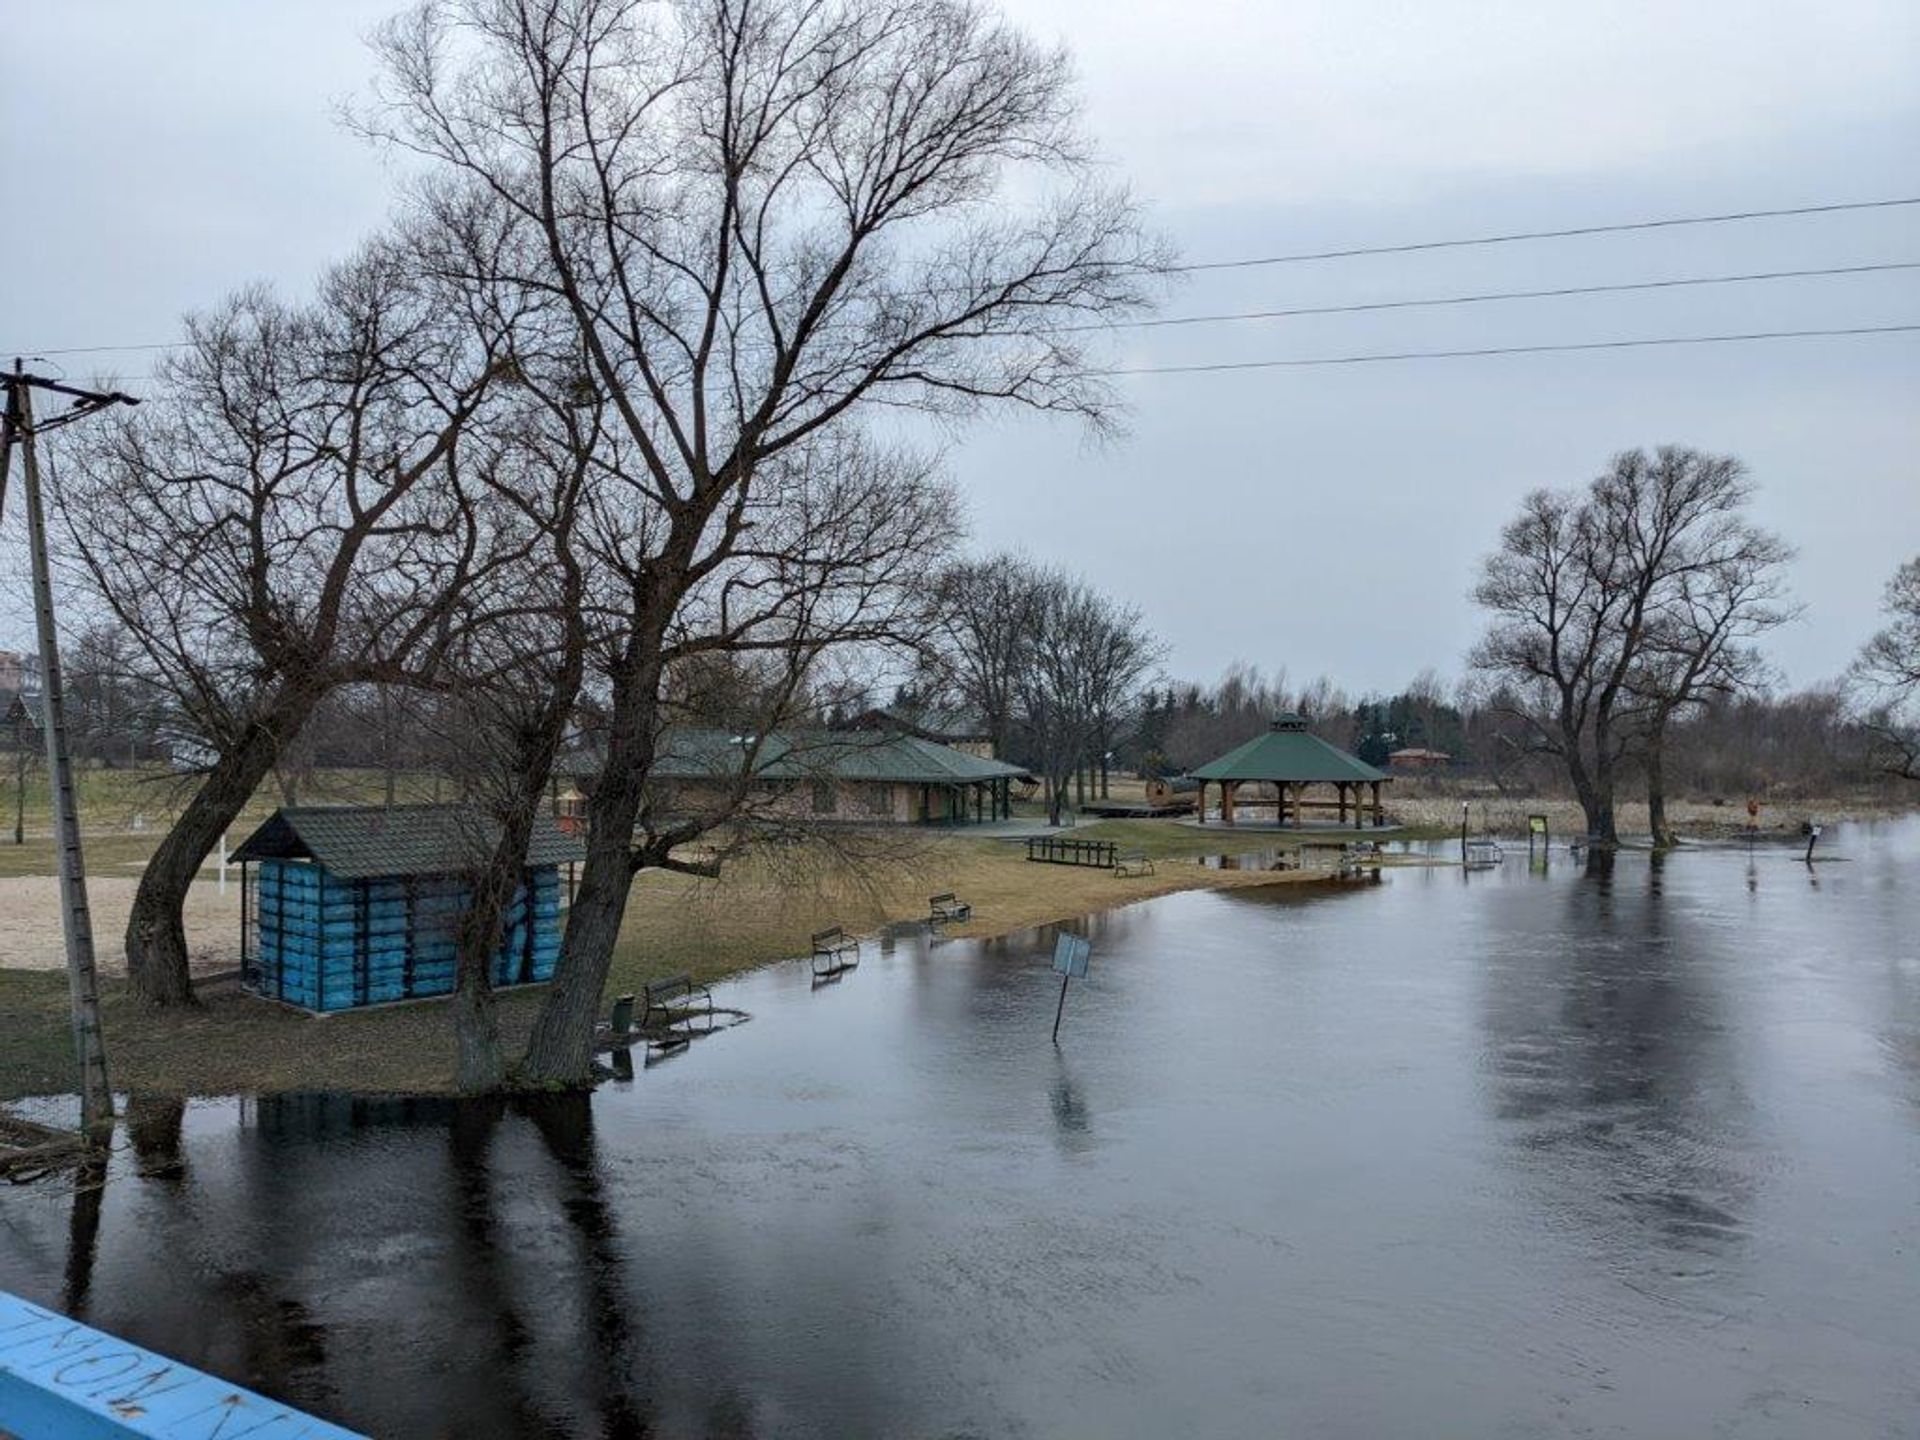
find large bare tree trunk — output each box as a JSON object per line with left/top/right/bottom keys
{"left": 451, "top": 863, "right": 516, "bottom": 1093}
{"left": 125, "top": 720, "right": 284, "bottom": 1006}
{"left": 521, "top": 672, "right": 660, "bottom": 1087}
{"left": 1645, "top": 728, "right": 1675, "bottom": 848}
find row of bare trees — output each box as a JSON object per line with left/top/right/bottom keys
{"left": 53, "top": 0, "right": 1164, "bottom": 1090}
{"left": 923, "top": 555, "right": 1159, "bottom": 823}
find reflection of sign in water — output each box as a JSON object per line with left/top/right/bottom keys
{"left": 1051, "top": 933, "right": 1091, "bottom": 978}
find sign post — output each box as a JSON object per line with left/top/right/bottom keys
{"left": 1050, "top": 933, "right": 1091, "bottom": 1043}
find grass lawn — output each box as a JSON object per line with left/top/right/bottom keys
{"left": 0, "top": 826, "right": 1315, "bottom": 1100}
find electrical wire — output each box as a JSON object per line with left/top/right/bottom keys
{"left": 1169, "top": 196, "right": 1920, "bottom": 273}
{"left": 11, "top": 196, "right": 1919, "bottom": 358}
{"left": 1059, "top": 260, "right": 1920, "bottom": 333}
{"left": 1092, "top": 323, "right": 1920, "bottom": 376}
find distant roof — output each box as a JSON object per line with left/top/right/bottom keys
{"left": 1388, "top": 747, "right": 1452, "bottom": 762}
{"left": 649, "top": 728, "right": 1028, "bottom": 786}
{"left": 1187, "top": 715, "right": 1389, "bottom": 785}
{"left": 837, "top": 705, "right": 989, "bottom": 741}
{"left": 232, "top": 805, "right": 585, "bottom": 880}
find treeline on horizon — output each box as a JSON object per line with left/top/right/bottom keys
{"left": 1128, "top": 664, "right": 1902, "bottom": 803}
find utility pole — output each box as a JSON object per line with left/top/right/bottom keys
{"left": 0, "top": 363, "right": 138, "bottom": 1132}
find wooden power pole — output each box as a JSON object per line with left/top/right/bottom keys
{"left": 0, "top": 362, "right": 138, "bottom": 1131}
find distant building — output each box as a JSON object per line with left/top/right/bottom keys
{"left": 834, "top": 705, "right": 995, "bottom": 759}
{"left": 568, "top": 727, "right": 1030, "bottom": 826}
{"left": 0, "top": 650, "right": 40, "bottom": 701}
{"left": 1387, "top": 747, "right": 1452, "bottom": 771}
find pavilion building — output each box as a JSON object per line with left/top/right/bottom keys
{"left": 1189, "top": 714, "right": 1390, "bottom": 827}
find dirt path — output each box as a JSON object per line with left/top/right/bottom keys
{"left": 0, "top": 876, "right": 240, "bottom": 974}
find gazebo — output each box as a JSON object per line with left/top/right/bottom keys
{"left": 1189, "top": 714, "right": 1390, "bottom": 828}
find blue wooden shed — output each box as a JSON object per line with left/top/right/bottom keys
{"left": 232, "top": 806, "right": 583, "bottom": 1013}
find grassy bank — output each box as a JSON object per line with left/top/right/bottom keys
{"left": 0, "top": 829, "right": 1323, "bottom": 1100}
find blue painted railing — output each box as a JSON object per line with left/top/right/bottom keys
{"left": 0, "top": 1291, "right": 364, "bottom": 1439}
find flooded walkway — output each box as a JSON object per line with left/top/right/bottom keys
{"left": 3, "top": 821, "right": 1917, "bottom": 1438}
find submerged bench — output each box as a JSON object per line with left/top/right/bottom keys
{"left": 811, "top": 926, "right": 859, "bottom": 978}
{"left": 640, "top": 973, "right": 713, "bottom": 1037}
{"left": 928, "top": 892, "right": 972, "bottom": 924}
{"left": 1114, "top": 851, "right": 1156, "bottom": 878}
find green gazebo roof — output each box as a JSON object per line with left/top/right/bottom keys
{"left": 1187, "top": 715, "right": 1389, "bottom": 785}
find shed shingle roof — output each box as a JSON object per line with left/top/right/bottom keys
{"left": 1187, "top": 715, "right": 1389, "bottom": 785}
{"left": 232, "top": 805, "right": 585, "bottom": 880}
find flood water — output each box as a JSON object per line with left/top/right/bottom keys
{"left": 4, "top": 820, "right": 1918, "bottom": 1438}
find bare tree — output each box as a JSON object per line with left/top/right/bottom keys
{"left": 1471, "top": 447, "right": 1779, "bottom": 845}
{"left": 1012, "top": 570, "right": 1151, "bottom": 824}
{"left": 928, "top": 555, "right": 1047, "bottom": 758}
{"left": 362, "top": 0, "right": 1162, "bottom": 1083}
{"left": 1851, "top": 556, "right": 1920, "bottom": 782}
{"left": 59, "top": 239, "right": 508, "bottom": 1005}
{"left": 1630, "top": 515, "right": 1795, "bottom": 844}
{"left": 425, "top": 409, "right": 596, "bottom": 1093}
{"left": 1080, "top": 591, "right": 1159, "bottom": 799}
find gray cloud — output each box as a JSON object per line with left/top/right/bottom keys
{"left": 4, "top": 0, "right": 1915, "bottom": 694}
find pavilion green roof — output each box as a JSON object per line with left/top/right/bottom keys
{"left": 1186, "top": 715, "right": 1389, "bottom": 785}
{"left": 647, "top": 728, "right": 1030, "bottom": 786}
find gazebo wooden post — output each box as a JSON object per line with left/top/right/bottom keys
{"left": 1371, "top": 780, "right": 1383, "bottom": 826}
{"left": 1337, "top": 782, "right": 1348, "bottom": 825}
{"left": 1222, "top": 780, "right": 1237, "bottom": 826}
{"left": 1195, "top": 778, "right": 1206, "bottom": 825}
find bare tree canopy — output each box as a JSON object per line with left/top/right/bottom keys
{"left": 1471, "top": 446, "right": 1790, "bottom": 846}
{"left": 358, "top": 0, "right": 1163, "bottom": 1083}
{"left": 59, "top": 238, "right": 511, "bottom": 1004}
{"left": 1850, "top": 556, "right": 1920, "bottom": 782}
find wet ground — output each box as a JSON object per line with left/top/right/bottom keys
{"left": 3, "top": 821, "right": 1918, "bottom": 1438}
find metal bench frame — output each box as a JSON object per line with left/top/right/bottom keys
{"left": 928, "top": 892, "right": 973, "bottom": 924}
{"left": 811, "top": 926, "right": 859, "bottom": 978}
{"left": 639, "top": 973, "right": 714, "bottom": 1041}
{"left": 1113, "top": 851, "right": 1156, "bottom": 878}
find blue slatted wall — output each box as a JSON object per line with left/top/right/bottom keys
{"left": 253, "top": 860, "right": 563, "bottom": 1011}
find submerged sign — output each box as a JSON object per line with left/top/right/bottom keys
{"left": 1051, "top": 934, "right": 1091, "bottom": 979}
{"left": 0, "top": 1292, "right": 365, "bottom": 1440}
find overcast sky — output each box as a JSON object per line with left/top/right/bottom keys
{"left": 3, "top": 1, "right": 1915, "bottom": 696}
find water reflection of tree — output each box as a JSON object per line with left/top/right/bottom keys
{"left": 521, "top": 1095, "right": 653, "bottom": 1438}
{"left": 1479, "top": 853, "right": 1755, "bottom": 1269}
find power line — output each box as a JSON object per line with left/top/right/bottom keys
{"left": 1061, "top": 260, "right": 1920, "bottom": 333}
{"left": 1093, "top": 323, "right": 1920, "bottom": 376}
{"left": 12, "top": 196, "right": 1919, "bottom": 358}
{"left": 52, "top": 320, "right": 1920, "bottom": 391}
{"left": 1171, "top": 196, "right": 1920, "bottom": 274}
{"left": 13, "top": 341, "right": 182, "bottom": 358}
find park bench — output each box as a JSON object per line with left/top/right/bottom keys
{"left": 811, "top": 926, "right": 859, "bottom": 978}
{"left": 1114, "top": 851, "right": 1156, "bottom": 878}
{"left": 639, "top": 973, "right": 714, "bottom": 1043}
{"left": 928, "top": 892, "right": 973, "bottom": 924}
